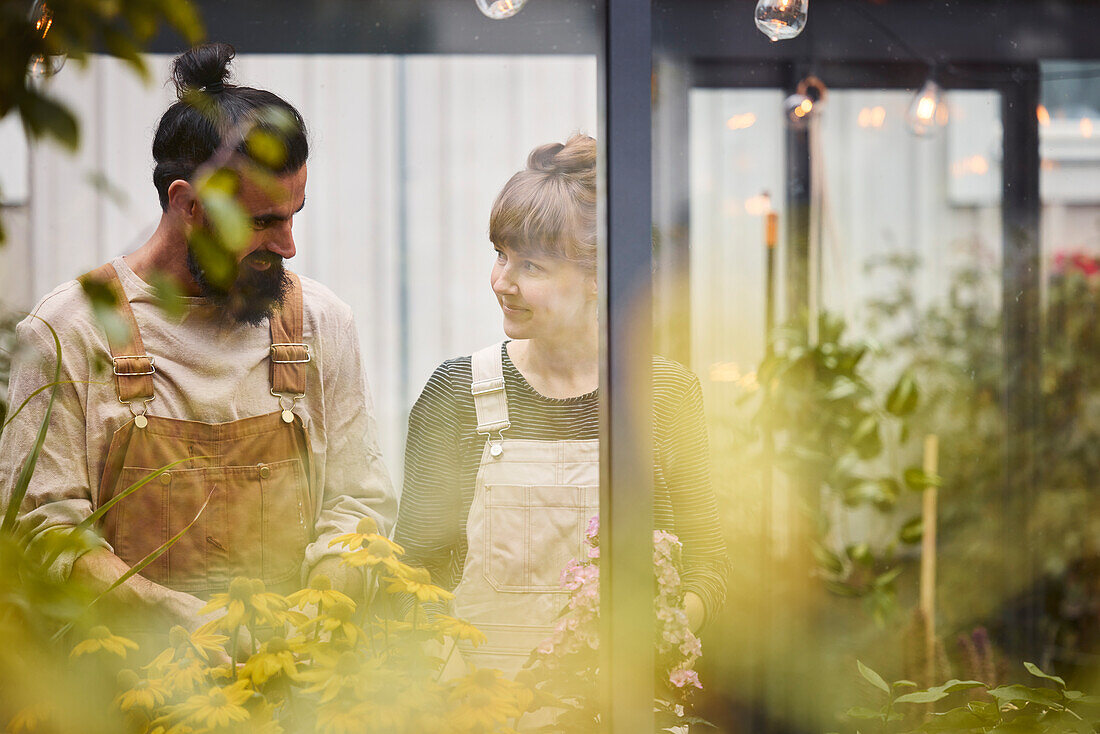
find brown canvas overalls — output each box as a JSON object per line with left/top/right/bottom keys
{"left": 82, "top": 263, "right": 314, "bottom": 598}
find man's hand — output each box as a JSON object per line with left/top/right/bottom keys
{"left": 72, "top": 547, "right": 204, "bottom": 628}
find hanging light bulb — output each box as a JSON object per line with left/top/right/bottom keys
{"left": 755, "top": 0, "right": 808, "bottom": 42}
{"left": 27, "top": 0, "right": 66, "bottom": 79}
{"left": 908, "top": 78, "right": 948, "bottom": 136}
{"left": 476, "top": 0, "right": 528, "bottom": 20}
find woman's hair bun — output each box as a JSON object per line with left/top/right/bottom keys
{"left": 526, "top": 134, "right": 596, "bottom": 176}
{"left": 171, "top": 42, "right": 235, "bottom": 97}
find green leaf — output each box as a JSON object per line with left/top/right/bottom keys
{"left": 844, "top": 478, "right": 900, "bottom": 510}
{"left": 813, "top": 543, "right": 845, "bottom": 575}
{"left": 852, "top": 414, "right": 883, "bottom": 459}
{"left": 246, "top": 129, "right": 288, "bottom": 169}
{"left": 904, "top": 466, "right": 943, "bottom": 491}
{"left": 895, "top": 690, "right": 949, "bottom": 704}
{"left": 1023, "top": 661, "right": 1066, "bottom": 689}
{"left": 934, "top": 680, "right": 988, "bottom": 694}
{"left": 899, "top": 516, "right": 923, "bottom": 544}
{"left": 19, "top": 90, "right": 80, "bottom": 151}
{"left": 919, "top": 707, "right": 996, "bottom": 732}
{"left": 148, "top": 271, "right": 186, "bottom": 319}
{"left": 857, "top": 660, "right": 891, "bottom": 694}
{"left": 846, "top": 706, "right": 884, "bottom": 720}
{"left": 873, "top": 567, "right": 903, "bottom": 589}
{"left": 199, "top": 188, "right": 251, "bottom": 255}
{"left": 1, "top": 316, "right": 61, "bottom": 533}
{"left": 102, "top": 26, "right": 150, "bottom": 82}
{"left": 847, "top": 542, "right": 874, "bottom": 566}
{"left": 886, "top": 372, "right": 920, "bottom": 416}
{"left": 988, "top": 684, "right": 1064, "bottom": 709}
{"left": 987, "top": 721, "right": 1046, "bottom": 734}
{"left": 156, "top": 0, "right": 206, "bottom": 44}
{"left": 824, "top": 580, "right": 864, "bottom": 598}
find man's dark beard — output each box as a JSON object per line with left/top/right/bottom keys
{"left": 186, "top": 247, "right": 291, "bottom": 326}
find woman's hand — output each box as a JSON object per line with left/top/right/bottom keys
{"left": 685, "top": 591, "right": 705, "bottom": 632}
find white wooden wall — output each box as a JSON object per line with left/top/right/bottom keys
{"left": 7, "top": 54, "right": 597, "bottom": 480}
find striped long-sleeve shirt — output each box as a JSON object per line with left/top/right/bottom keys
{"left": 394, "top": 342, "right": 729, "bottom": 624}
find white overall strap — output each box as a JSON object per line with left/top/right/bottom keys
{"left": 471, "top": 343, "right": 511, "bottom": 435}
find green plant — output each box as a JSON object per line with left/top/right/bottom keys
{"left": 845, "top": 658, "right": 1100, "bottom": 733}
{"left": 744, "top": 311, "right": 935, "bottom": 624}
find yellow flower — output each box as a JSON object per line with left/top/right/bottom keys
{"left": 189, "top": 626, "right": 230, "bottom": 661}
{"left": 434, "top": 615, "right": 488, "bottom": 647}
{"left": 6, "top": 702, "right": 50, "bottom": 733}
{"left": 239, "top": 637, "right": 299, "bottom": 685}
{"left": 177, "top": 681, "right": 252, "bottom": 729}
{"left": 300, "top": 650, "right": 370, "bottom": 703}
{"left": 70, "top": 625, "right": 140, "bottom": 659}
{"left": 315, "top": 701, "right": 372, "bottom": 734}
{"left": 200, "top": 577, "right": 289, "bottom": 632}
{"left": 163, "top": 657, "right": 210, "bottom": 694}
{"left": 286, "top": 574, "right": 355, "bottom": 610}
{"left": 340, "top": 536, "right": 406, "bottom": 574}
{"left": 384, "top": 567, "right": 455, "bottom": 603}
{"left": 114, "top": 677, "right": 171, "bottom": 712}
{"left": 357, "top": 697, "right": 412, "bottom": 733}
{"left": 299, "top": 601, "right": 362, "bottom": 643}
{"left": 449, "top": 689, "right": 520, "bottom": 732}
{"left": 327, "top": 516, "right": 387, "bottom": 551}
{"left": 450, "top": 666, "right": 521, "bottom": 706}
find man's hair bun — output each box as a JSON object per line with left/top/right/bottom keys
{"left": 171, "top": 42, "right": 235, "bottom": 97}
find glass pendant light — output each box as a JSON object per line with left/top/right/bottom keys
{"left": 27, "top": 0, "right": 66, "bottom": 78}
{"left": 755, "top": 0, "right": 808, "bottom": 42}
{"left": 908, "top": 78, "right": 948, "bottom": 136}
{"left": 476, "top": 0, "right": 528, "bottom": 20}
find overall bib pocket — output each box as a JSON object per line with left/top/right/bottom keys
{"left": 113, "top": 458, "right": 310, "bottom": 590}
{"left": 483, "top": 483, "right": 599, "bottom": 592}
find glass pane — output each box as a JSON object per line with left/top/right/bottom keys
{"left": 655, "top": 42, "right": 1098, "bottom": 733}
{"left": 654, "top": 0, "right": 1100, "bottom": 724}
{"left": 1038, "top": 60, "right": 1100, "bottom": 684}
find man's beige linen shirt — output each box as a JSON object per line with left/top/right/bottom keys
{"left": 0, "top": 257, "right": 396, "bottom": 583}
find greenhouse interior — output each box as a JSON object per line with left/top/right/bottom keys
{"left": 1, "top": 0, "right": 1100, "bottom": 732}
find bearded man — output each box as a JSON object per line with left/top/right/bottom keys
{"left": 0, "top": 43, "right": 396, "bottom": 632}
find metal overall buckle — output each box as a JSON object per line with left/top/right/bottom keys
{"left": 119, "top": 394, "right": 156, "bottom": 429}
{"left": 271, "top": 389, "right": 304, "bottom": 423}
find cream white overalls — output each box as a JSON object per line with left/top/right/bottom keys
{"left": 451, "top": 343, "right": 600, "bottom": 676}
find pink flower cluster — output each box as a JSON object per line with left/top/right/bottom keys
{"left": 532, "top": 515, "right": 704, "bottom": 699}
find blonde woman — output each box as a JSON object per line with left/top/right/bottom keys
{"left": 395, "top": 135, "right": 728, "bottom": 674}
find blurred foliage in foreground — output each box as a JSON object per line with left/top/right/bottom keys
{"left": 0, "top": 0, "right": 204, "bottom": 244}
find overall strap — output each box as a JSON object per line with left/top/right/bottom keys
{"left": 78, "top": 263, "right": 154, "bottom": 404}
{"left": 471, "top": 343, "right": 510, "bottom": 435}
{"left": 269, "top": 271, "right": 309, "bottom": 396}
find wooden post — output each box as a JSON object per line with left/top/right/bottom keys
{"left": 920, "top": 434, "right": 940, "bottom": 685}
